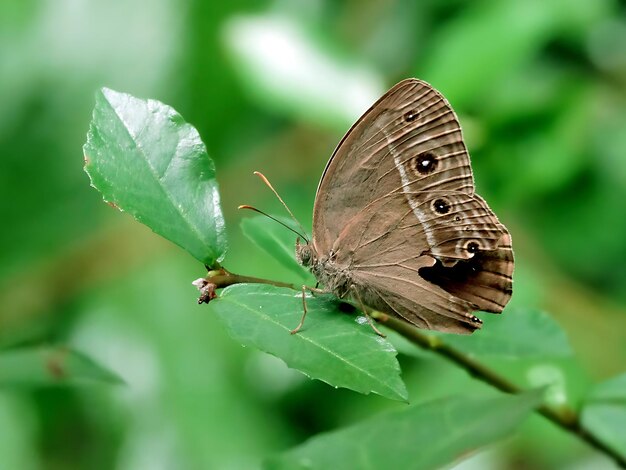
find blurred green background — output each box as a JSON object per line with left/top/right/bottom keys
{"left": 1, "top": 0, "right": 626, "bottom": 468}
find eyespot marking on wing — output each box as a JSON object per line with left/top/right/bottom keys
{"left": 432, "top": 198, "right": 451, "bottom": 215}
{"left": 409, "top": 152, "right": 438, "bottom": 176}
{"left": 403, "top": 109, "right": 419, "bottom": 122}
{"left": 465, "top": 240, "right": 480, "bottom": 256}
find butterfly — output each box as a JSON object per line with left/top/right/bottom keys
{"left": 291, "top": 78, "right": 514, "bottom": 335}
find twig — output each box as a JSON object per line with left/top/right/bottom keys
{"left": 194, "top": 268, "right": 296, "bottom": 303}
{"left": 371, "top": 312, "right": 625, "bottom": 468}
{"left": 199, "top": 269, "right": 626, "bottom": 469}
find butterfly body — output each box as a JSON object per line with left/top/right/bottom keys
{"left": 297, "top": 79, "right": 514, "bottom": 334}
{"left": 296, "top": 242, "right": 347, "bottom": 297}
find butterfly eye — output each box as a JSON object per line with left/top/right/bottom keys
{"left": 432, "top": 198, "right": 451, "bottom": 214}
{"left": 403, "top": 109, "right": 419, "bottom": 122}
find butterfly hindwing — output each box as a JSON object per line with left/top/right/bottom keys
{"left": 310, "top": 79, "right": 513, "bottom": 333}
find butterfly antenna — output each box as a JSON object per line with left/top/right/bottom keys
{"left": 238, "top": 205, "right": 308, "bottom": 242}
{"left": 252, "top": 171, "right": 310, "bottom": 243}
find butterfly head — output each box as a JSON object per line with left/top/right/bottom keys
{"left": 295, "top": 237, "right": 317, "bottom": 268}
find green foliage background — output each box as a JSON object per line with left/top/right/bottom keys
{"left": 1, "top": 0, "right": 626, "bottom": 468}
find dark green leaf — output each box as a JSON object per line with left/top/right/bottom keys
{"left": 265, "top": 390, "right": 543, "bottom": 469}
{"left": 581, "top": 373, "right": 626, "bottom": 460}
{"left": 420, "top": 1, "right": 611, "bottom": 107}
{"left": 240, "top": 215, "right": 312, "bottom": 281}
{"left": 210, "top": 284, "right": 407, "bottom": 402}
{"left": 430, "top": 308, "right": 572, "bottom": 359}
{"left": 83, "top": 88, "right": 227, "bottom": 266}
{"left": 0, "top": 346, "right": 123, "bottom": 387}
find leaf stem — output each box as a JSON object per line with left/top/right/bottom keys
{"left": 201, "top": 269, "right": 626, "bottom": 468}
{"left": 210, "top": 272, "right": 296, "bottom": 290}
{"left": 195, "top": 268, "right": 296, "bottom": 303}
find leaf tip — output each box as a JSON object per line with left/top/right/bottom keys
{"left": 98, "top": 86, "right": 117, "bottom": 99}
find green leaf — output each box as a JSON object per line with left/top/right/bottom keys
{"left": 419, "top": 0, "right": 611, "bottom": 108}
{"left": 210, "top": 284, "right": 407, "bottom": 402}
{"left": 581, "top": 373, "right": 626, "bottom": 460}
{"left": 240, "top": 215, "right": 311, "bottom": 281}
{"left": 0, "top": 346, "right": 123, "bottom": 387}
{"left": 83, "top": 88, "right": 227, "bottom": 266}
{"left": 430, "top": 308, "right": 572, "bottom": 359}
{"left": 265, "top": 390, "right": 543, "bottom": 469}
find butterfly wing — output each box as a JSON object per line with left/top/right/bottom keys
{"left": 313, "top": 79, "right": 513, "bottom": 333}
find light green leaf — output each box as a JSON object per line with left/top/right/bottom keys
{"left": 210, "top": 284, "right": 407, "bottom": 402}
{"left": 83, "top": 88, "right": 227, "bottom": 266}
{"left": 265, "top": 390, "right": 543, "bottom": 469}
{"left": 223, "top": 13, "right": 384, "bottom": 130}
{"left": 581, "top": 373, "right": 626, "bottom": 461}
{"left": 240, "top": 215, "right": 312, "bottom": 281}
{"left": 0, "top": 346, "right": 123, "bottom": 386}
{"left": 431, "top": 308, "right": 572, "bottom": 359}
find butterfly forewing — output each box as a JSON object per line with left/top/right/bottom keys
{"left": 310, "top": 78, "right": 513, "bottom": 333}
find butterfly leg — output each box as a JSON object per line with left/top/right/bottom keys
{"left": 290, "top": 285, "right": 309, "bottom": 334}
{"left": 290, "top": 285, "right": 329, "bottom": 334}
{"left": 351, "top": 286, "right": 386, "bottom": 338}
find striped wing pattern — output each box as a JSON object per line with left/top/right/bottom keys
{"left": 311, "top": 79, "right": 513, "bottom": 333}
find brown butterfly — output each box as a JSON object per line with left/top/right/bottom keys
{"left": 291, "top": 78, "right": 514, "bottom": 335}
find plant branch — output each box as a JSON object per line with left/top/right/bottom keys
{"left": 199, "top": 269, "right": 626, "bottom": 469}
{"left": 371, "top": 312, "right": 625, "bottom": 468}
{"left": 194, "top": 268, "right": 296, "bottom": 303}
